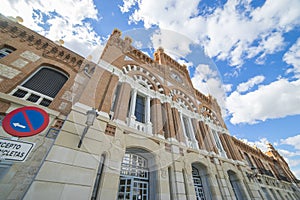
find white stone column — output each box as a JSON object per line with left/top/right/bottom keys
{"left": 128, "top": 89, "right": 137, "bottom": 127}
{"left": 188, "top": 117, "right": 199, "bottom": 150}
{"left": 179, "top": 112, "right": 189, "bottom": 147}
{"left": 145, "top": 96, "right": 153, "bottom": 134}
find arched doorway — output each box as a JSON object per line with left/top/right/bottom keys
{"left": 192, "top": 163, "right": 212, "bottom": 200}
{"left": 227, "top": 170, "right": 246, "bottom": 200}
{"left": 117, "top": 149, "right": 157, "bottom": 200}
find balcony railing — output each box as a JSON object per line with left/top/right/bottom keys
{"left": 278, "top": 175, "right": 290, "bottom": 182}
{"left": 10, "top": 86, "right": 53, "bottom": 107}
{"left": 258, "top": 168, "right": 274, "bottom": 177}
{"left": 126, "top": 117, "right": 152, "bottom": 135}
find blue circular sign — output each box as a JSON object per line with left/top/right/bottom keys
{"left": 2, "top": 106, "right": 49, "bottom": 137}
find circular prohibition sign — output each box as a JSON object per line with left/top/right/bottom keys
{"left": 2, "top": 106, "right": 49, "bottom": 137}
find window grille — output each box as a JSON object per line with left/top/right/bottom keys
{"left": 192, "top": 167, "right": 206, "bottom": 200}
{"left": 22, "top": 68, "right": 68, "bottom": 98}
{"left": 118, "top": 153, "right": 149, "bottom": 200}
{"left": 11, "top": 67, "right": 68, "bottom": 107}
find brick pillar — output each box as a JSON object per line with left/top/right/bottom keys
{"left": 151, "top": 98, "right": 164, "bottom": 137}
{"left": 199, "top": 121, "right": 216, "bottom": 153}
{"left": 97, "top": 74, "right": 119, "bottom": 114}
{"left": 192, "top": 119, "right": 205, "bottom": 149}
{"left": 164, "top": 103, "right": 176, "bottom": 140}
{"left": 219, "top": 134, "right": 232, "bottom": 159}
{"left": 112, "top": 82, "right": 131, "bottom": 122}
{"left": 171, "top": 107, "right": 185, "bottom": 144}
{"left": 223, "top": 134, "right": 242, "bottom": 161}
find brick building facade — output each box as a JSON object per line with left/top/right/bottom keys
{"left": 0, "top": 14, "right": 299, "bottom": 200}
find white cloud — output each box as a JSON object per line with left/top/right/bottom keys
{"left": 283, "top": 38, "right": 300, "bottom": 78}
{"left": 119, "top": 0, "right": 138, "bottom": 13}
{"left": 239, "top": 138, "right": 269, "bottom": 152}
{"left": 151, "top": 29, "right": 192, "bottom": 58}
{"left": 227, "top": 79, "right": 300, "bottom": 124}
{"left": 191, "top": 64, "right": 231, "bottom": 116}
{"left": 278, "top": 149, "right": 300, "bottom": 158}
{"left": 237, "top": 75, "right": 265, "bottom": 93}
{"left": 120, "top": 0, "right": 300, "bottom": 68}
{"left": 281, "top": 135, "right": 300, "bottom": 150}
{"left": 0, "top": 0, "right": 104, "bottom": 59}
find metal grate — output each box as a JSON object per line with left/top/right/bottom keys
{"left": 22, "top": 68, "right": 68, "bottom": 98}
{"left": 40, "top": 98, "right": 52, "bottom": 107}
{"left": 118, "top": 153, "right": 149, "bottom": 200}
{"left": 12, "top": 89, "right": 27, "bottom": 98}
{"left": 27, "top": 93, "right": 40, "bottom": 103}
{"left": 192, "top": 167, "right": 206, "bottom": 200}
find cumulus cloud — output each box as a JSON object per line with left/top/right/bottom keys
{"left": 237, "top": 75, "right": 265, "bottom": 93}
{"left": 284, "top": 38, "right": 300, "bottom": 78}
{"left": 278, "top": 135, "right": 300, "bottom": 178}
{"left": 191, "top": 64, "right": 231, "bottom": 116}
{"left": 227, "top": 79, "right": 300, "bottom": 124}
{"left": 239, "top": 138, "right": 269, "bottom": 152}
{"left": 151, "top": 29, "right": 192, "bottom": 58}
{"left": 120, "top": 0, "right": 300, "bottom": 68}
{"left": 0, "top": 0, "right": 104, "bottom": 59}
{"left": 281, "top": 135, "right": 300, "bottom": 150}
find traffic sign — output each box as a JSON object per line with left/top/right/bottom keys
{"left": 0, "top": 138, "right": 34, "bottom": 161}
{"left": 2, "top": 106, "right": 49, "bottom": 137}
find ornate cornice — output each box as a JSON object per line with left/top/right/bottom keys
{"left": 0, "top": 14, "right": 84, "bottom": 71}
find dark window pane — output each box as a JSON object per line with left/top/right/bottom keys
{"left": 12, "top": 89, "right": 27, "bottom": 98}
{"left": 40, "top": 98, "right": 52, "bottom": 107}
{"left": 22, "top": 68, "right": 68, "bottom": 98}
{"left": 135, "top": 94, "right": 145, "bottom": 123}
{"left": 27, "top": 93, "right": 40, "bottom": 103}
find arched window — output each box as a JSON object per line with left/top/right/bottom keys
{"left": 180, "top": 113, "right": 198, "bottom": 149}
{"left": 135, "top": 94, "right": 146, "bottom": 123}
{"left": 0, "top": 46, "right": 15, "bottom": 58}
{"left": 243, "top": 153, "right": 254, "bottom": 168}
{"left": 118, "top": 153, "right": 149, "bottom": 200}
{"left": 191, "top": 163, "right": 212, "bottom": 200}
{"left": 11, "top": 67, "right": 68, "bottom": 107}
{"left": 192, "top": 166, "right": 206, "bottom": 200}
{"left": 228, "top": 170, "right": 246, "bottom": 200}
{"left": 127, "top": 87, "right": 152, "bottom": 134}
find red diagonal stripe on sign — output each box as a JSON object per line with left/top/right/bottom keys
{"left": 22, "top": 110, "right": 34, "bottom": 132}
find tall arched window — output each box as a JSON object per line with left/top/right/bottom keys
{"left": 118, "top": 153, "right": 149, "bottom": 200}
{"left": 191, "top": 163, "right": 212, "bottom": 200}
{"left": 228, "top": 170, "right": 246, "bottom": 200}
{"left": 243, "top": 153, "right": 254, "bottom": 169}
{"left": 127, "top": 85, "right": 152, "bottom": 134}
{"left": 180, "top": 113, "right": 198, "bottom": 149}
{"left": 192, "top": 166, "right": 206, "bottom": 200}
{"left": 11, "top": 67, "right": 68, "bottom": 107}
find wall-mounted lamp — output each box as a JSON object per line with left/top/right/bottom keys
{"left": 78, "top": 108, "right": 98, "bottom": 148}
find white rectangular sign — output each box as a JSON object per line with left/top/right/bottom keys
{"left": 0, "top": 138, "right": 34, "bottom": 162}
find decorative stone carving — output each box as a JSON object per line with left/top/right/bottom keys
{"left": 11, "top": 58, "right": 28, "bottom": 68}
{"left": 161, "top": 169, "right": 167, "bottom": 178}
{"left": 0, "top": 63, "right": 21, "bottom": 79}
{"left": 58, "top": 102, "right": 68, "bottom": 110}
{"left": 20, "top": 50, "right": 40, "bottom": 62}
{"left": 62, "top": 91, "right": 75, "bottom": 102}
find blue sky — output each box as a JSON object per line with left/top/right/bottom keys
{"left": 1, "top": 0, "right": 300, "bottom": 178}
